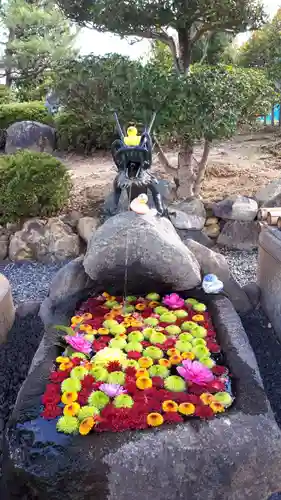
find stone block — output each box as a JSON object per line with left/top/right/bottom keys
{"left": 0, "top": 274, "right": 15, "bottom": 343}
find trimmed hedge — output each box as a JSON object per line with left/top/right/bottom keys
{"left": 0, "top": 150, "right": 72, "bottom": 223}
{"left": 0, "top": 101, "right": 53, "bottom": 130}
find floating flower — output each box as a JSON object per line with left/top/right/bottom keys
{"left": 56, "top": 415, "right": 79, "bottom": 434}
{"left": 99, "top": 383, "right": 126, "bottom": 398}
{"left": 178, "top": 402, "right": 196, "bottom": 416}
{"left": 80, "top": 324, "right": 93, "bottom": 333}
{"left": 163, "top": 412, "right": 183, "bottom": 424}
{"left": 164, "top": 376, "right": 186, "bottom": 392}
{"left": 162, "top": 293, "right": 185, "bottom": 309}
{"left": 210, "top": 402, "right": 225, "bottom": 413}
{"left": 61, "top": 391, "right": 78, "bottom": 404}
{"left": 151, "top": 376, "right": 164, "bottom": 388}
{"left": 98, "top": 328, "right": 110, "bottom": 335}
{"left": 79, "top": 417, "right": 95, "bottom": 435}
{"left": 162, "top": 400, "right": 178, "bottom": 412}
{"left": 65, "top": 334, "right": 92, "bottom": 355}
{"left": 107, "top": 371, "right": 125, "bottom": 385}
{"left": 136, "top": 369, "right": 149, "bottom": 378}
{"left": 169, "top": 354, "right": 182, "bottom": 365}
{"left": 167, "top": 348, "right": 180, "bottom": 357}
{"left": 63, "top": 402, "right": 81, "bottom": 417}
{"left": 41, "top": 404, "right": 62, "bottom": 420}
{"left": 181, "top": 352, "right": 195, "bottom": 361}
{"left": 192, "top": 314, "right": 205, "bottom": 323}
{"left": 213, "top": 392, "right": 233, "bottom": 407}
{"left": 130, "top": 320, "right": 143, "bottom": 328}
{"left": 59, "top": 361, "right": 73, "bottom": 371}
{"left": 148, "top": 301, "right": 160, "bottom": 308}
{"left": 138, "top": 356, "right": 153, "bottom": 368}
{"left": 82, "top": 313, "right": 93, "bottom": 320}
{"left": 92, "top": 347, "right": 127, "bottom": 367}
{"left": 143, "top": 346, "right": 163, "bottom": 360}
{"left": 200, "top": 393, "right": 214, "bottom": 405}
{"left": 56, "top": 356, "right": 70, "bottom": 364}
{"left": 71, "top": 316, "right": 83, "bottom": 325}
{"left": 158, "top": 358, "right": 171, "bottom": 368}
{"left": 136, "top": 376, "right": 152, "bottom": 390}
{"left": 49, "top": 370, "right": 69, "bottom": 383}
{"left": 135, "top": 303, "right": 146, "bottom": 311}
{"left": 113, "top": 394, "right": 134, "bottom": 408}
{"left": 70, "top": 366, "right": 88, "bottom": 380}
{"left": 61, "top": 377, "right": 81, "bottom": 393}
{"left": 149, "top": 365, "right": 170, "bottom": 379}
{"left": 194, "top": 406, "right": 214, "bottom": 419}
{"left": 107, "top": 361, "right": 122, "bottom": 373}
{"left": 177, "top": 360, "right": 214, "bottom": 385}
{"left": 147, "top": 413, "right": 164, "bottom": 427}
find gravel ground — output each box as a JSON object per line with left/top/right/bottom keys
{"left": 218, "top": 248, "right": 258, "bottom": 286}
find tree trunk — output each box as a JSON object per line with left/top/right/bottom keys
{"left": 153, "top": 135, "right": 177, "bottom": 176}
{"left": 5, "top": 28, "right": 15, "bottom": 87}
{"left": 177, "top": 143, "right": 195, "bottom": 198}
{"left": 178, "top": 28, "right": 192, "bottom": 74}
{"left": 194, "top": 139, "right": 211, "bottom": 197}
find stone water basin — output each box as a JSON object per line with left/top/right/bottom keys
{"left": 3, "top": 287, "right": 281, "bottom": 500}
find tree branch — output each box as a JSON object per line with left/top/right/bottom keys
{"left": 153, "top": 135, "right": 178, "bottom": 176}
{"left": 194, "top": 139, "right": 211, "bottom": 197}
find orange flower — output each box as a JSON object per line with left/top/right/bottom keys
{"left": 104, "top": 312, "right": 115, "bottom": 320}
{"left": 210, "top": 402, "right": 225, "bottom": 414}
{"left": 130, "top": 320, "right": 143, "bottom": 328}
{"left": 98, "top": 328, "right": 109, "bottom": 335}
{"left": 102, "top": 292, "right": 111, "bottom": 299}
{"left": 61, "top": 391, "right": 78, "bottom": 404}
{"left": 113, "top": 305, "right": 122, "bottom": 311}
{"left": 147, "top": 413, "right": 164, "bottom": 427}
{"left": 167, "top": 348, "right": 180, "bottom": 357}
{"left": 83, "top": 362, "right": 93, "bottom": 371}
{"left": 162, "top": 400, "right": 178, "bottom": 412}
{"left": 56, "top": 356, "right": 70, "bottom": 364}
{"left": 82, "top": 313, "right": 93, "bottom": 320}
{"left": 79, "top": 417, "right": 95, "bottom": 435}
{"left": 138, "top": 357, "right": 153, "bottom": 368}
{"left": 135, "top": 303, "right": 146, "bottom": 311}
{"left": 192, "top": 314, "right": 205, "bottom": 323}
{"left": 121, "top": 320, "right": 131, "bottom": 327}
{"left": 178, "top": 403, "right": 196, "bottom": 416}
{"left": 148, "top": 301, "right": 160, "bottom": 308}
{"left": 158, "top": 358, "right": 171, "bottom": 368}
{"left": 71, "top": 315, "right": 83, "bottom": 325}
{"left": 80, "top": 324, "right": 93, "bottom": 333}
{"left": 136, "top": 376, "right": 152, "bottom": 390}
{"left": 169, "top": 354, "right": 182, "bottom": 365}
{"left": 136, "top": 369, "right": 149, "bottom": 378}
{"left": 200, "top": 393, "right": 214, "bottom": 406}
{"left": 59, "top": 361, "right": 74, "bottom": 371}
{"left": 181, "top": 352, "right": 195, "bottom": 361}
{"left": 63, "top": 402, "right": 80, "bottom": 417}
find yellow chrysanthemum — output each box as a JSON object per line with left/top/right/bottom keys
{"left": 138, "top": 357, "right": 153, "bottom": 368}
{"left": 130, "top": 320, "right": 143, "bottom": 328}
{"left": 136, "top": 376, "right": 152, "bottom": 390}
{"left": 169, "top": 354, "right": 182, "bottom": 365}
{"left": 104, "top": 312, "right": 116, "bottom": 320}
{"left": 148, "top": 301, "right": 160, "bottom": 308}
{"left": 61, "top": 391, "right": 78, "bottom": 404}
{"left": 63, "top": 402, "right": 81, "bottom": 417}
{"left": 102, "top": 292, "right": 111, "bottom": 299}
{"left": 82, "top": 313, "right": 93, "bottom": 320}
{"left": 200, "top": 393, "right": 215, "bottom": 406}
{"left": 181, "top": 352, "right": 195, "bottom": 360}
{"left": 167, "top": 348, "right": 180, "bottom": 357}
{"left": 59, "top": 361, "right": 73, "bottom": 371}
{"left": 210, "top": 402, "right": 225, "bottom": 414}
{"left": 159, "top": 358, "right": 171, "bottom": 368}
{"left": 79, "top": 417, "right": 95, "bottom": 435}
{"left": 135, "top": 303, "right": 146, "bottom": 311}
{"left": 80, "top": 324, "right": 93, "bottom": 333}
{"left": 71, "top": 316, "right": 83, "bottom": 325}
{"left": 162, "top": 400, "right": 178, "bottom": 412}
{"left": 98, "top": 328, "right": 109, "bottom": 335}
{"left": 178, "top": 403, "right": 196, "bottom": 416}
{"left": 147, "top": 413, "right": 164, "bottom": 427}
{"left": 56, "top": 356, "right": 70, "bottom": 364}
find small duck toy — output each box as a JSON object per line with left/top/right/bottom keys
{"left": 124, "top": 126, "right": 141, "bottom": 147}
{"left": 130, "top": 193, "right": 150, "bottom": 214}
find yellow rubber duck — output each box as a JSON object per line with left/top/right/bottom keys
{"left": 124, "top": 126, "right": 141, "bottom": 146}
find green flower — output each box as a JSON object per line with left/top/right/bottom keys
{"left": 181, "top": 321, "right": 198, "bottom": 332}
{"left": 126, "top": 360, "right": 139, "bottom": 369}
{"left": 88, "top": 390, "right": 110, "bottom": 409}
{"left": 199, "top": 357, "right": 215, "bottom": 368}
{"left": 154, "top": 306, "right": 168, "bottom": 315}
{"left": 179, "top": 333, "right": 193, "bottom": 342}
{"left": 146, "top": 293, "right": 160, "bottom": 301}
{"left": 143, "top": 327, "right": 156, "bottom": 340}
{"left": 143, "top": 346, "right": 163, "bottom": 360}
{"left": 61, "top": 377, "right": 81, "bottom": 393}
{"left": 192, "top": 338, "right": 207, "bottom": 346}
{"left": 185, "top": 298, "right": 198, "bottom": 305}
{"left": 213, "top": 392, "right": 233, "bottom": 407}
{"left": 165, "top": 325, "right": 181, "bottom": 336}
{"left": 56, "top": 416, "right": 79, "bottom": 434}
{"left": 149, "top": 365, "right": 170, "bottom": 379}
{"left": 78, "top": 405, "right": 99, "bottom": 421}
{"left": 103, "top": 319, "right": 118, "bottom": 329}
{"left": 175, "top": 340, "right": 193, "bottom": 353}
{"left": 110, "top": 324, "right": 127, "bottom": 336}
{"left": 192, "top": 326, "right": 207, "bottom": 338}
{"left": 193, "top": 302, "right": 207, "bottom": 312}
{"left": 70, "top": 352, "right": 86, "bottom": 360}
{"left": 124, "top": 342, "right": 143, "bottom": 353}
{"left": 90, "top": 366, "right": 108, "bottom": 382}
{"left": 70, "top": 366, "right": 88, "bottom": 380}
{"left": 109, "top": 338, "right": 127, "bottom": 349}
{"left": 126, "top": 295, "right": 137, "bottom": 302}
{"left": 144, "top": 317, "right": 159, "bottom": 326}
{"left": 128, "top": 331, "right": 144, "bottom": 342}
{"left": 113, "top": 394, "right": 134, "bottom": 408}
{"left": 164, "top": 375, "right": 186, "bottom": 392}
{"left": 192, "top": 345, "right": 210, "bottom": 359}
{"left": 159, "top": 312, "right": 177, "bottom": 324}
{"left": 150, "top": 332, "right": 166, "bottom": 345}
{"left": 108, "top": 371, "right": 125, "bottom": 385}
{"left": 104, "top": 300, "right": 120, "bottom": 309}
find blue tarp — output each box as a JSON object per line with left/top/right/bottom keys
{"left": 258, "top": 104, "right": 280, "bottom": 124}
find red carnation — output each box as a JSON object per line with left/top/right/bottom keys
{"left": 141, "top": 341, "right": 151, "bottom": 348}
{"left": 188, "top": 383, "right": 207, "bottom": 396}
{"left": 207, "top": 341, "right": 221, "bottom": 353}
{"left": 115, "top": 315, "right": 124, "bottom": 323}
{"left": 77, "top": 388, "right": 91, "bottom": 406}
{"left": 71, "top": 357, "right": 83, "bottom": 367}
{"left": 125, "top": 367, "right": 137, "bottom": 377}
{"left": 41, "top": 393, "right": 61, "bottom": 405}
{"left": 44, "top": 383, "right": 61, "bottom": 395}
{"left": 107, "top": 361, "right": 122, "bottom": 372}
{"left": 93, "top": 340, "right": 107, "bottom": 352}
{"left": 162, "top": 339, "right": 176, "bottom": 350}
{"left": 125, "top": 382, "right": 138, "bottom": 395}
{"left": 163, "top": 412, "right": 184, "bottom": 424}
{"left": 81, "top": 374, "right": 96, "bottom": 389}
{"left": 212, "top": 365, "right": 228, "bottom": 376}
{"left": 41, "top": 403, "right": 62, "bottom": 419}
{"left": 49, "top": 370, "right": 69, "bottom": 383}
{"left": 195, "top": 406, "right": 214, "bottom": 419}
{"left": 206, "top": 379, "right": 226, "bottom": 393}
{"left": 127, "top": 351, "right": 141, "bottom": 360}
{"left": 151, "top": 376, "right": 164, "bottom": 388}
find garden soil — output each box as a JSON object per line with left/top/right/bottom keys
{"left": 61, "top": 128, "right": 281, "bottom": 214}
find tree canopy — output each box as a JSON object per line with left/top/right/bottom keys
{"left": 57, "top": 0, "right": 266, "bottom": 72}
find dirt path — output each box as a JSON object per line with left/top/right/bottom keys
{"left": 62, "top": 128, "right": 281, "bottom": 213}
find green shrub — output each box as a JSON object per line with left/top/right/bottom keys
{"left": 0, "top": 101, "right": 52, "bottom": 130}
{"left": 0, "top": 150, "right": 72, "bottom": 223}
{"left": 0, "top": 84, "right": 16, "bottom": 104}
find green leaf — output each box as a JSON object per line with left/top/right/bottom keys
{"left": 53, "top": 325, "right": 76, "bottom": 336}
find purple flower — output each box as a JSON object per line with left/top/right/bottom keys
{"left": 177, "top": 359, "right": 214, "bottom": 385}
{"left": 99, "top": 383, "right": 127, "bottom": 398}
{"left": 65, "top": 334, "right": 92, "bottom": 354}
{"left": 163, "top": 293, "right": 185, "bottom": 309}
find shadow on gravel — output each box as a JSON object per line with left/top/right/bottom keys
{"left": 0, "top": 313, "right": 44, "bottom": 484}
{"left": 242, "top": 307, "right": 281, "bottom": 428}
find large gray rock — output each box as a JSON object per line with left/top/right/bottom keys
{"left": 0, "top": 225, "right": 9, "bottom": 260}
{"left": 213, "top": 195, "right": 258, "bottom": 221}
{"left": 77, "top": 216, "right": 98, "bottom": 243}
{"left": 171, "top": 198, "right": 206, "bottom": 219}
{"left": 168, "top": 209, "right": 205, "bottom": 230}
{"left": 184, "top": 239, "right": 252, "bottom": 314}
{"left": 84, "top": 212, "right": 201, "bottom": 293}
{"left": 255, "top": 178, "right": 281, "bottom": 207}
{"left": 177, "top": 229, "right": 215, "bottom": 248}
{"left": 4, "top": 294, "right": 281, "bottom": 500}
{"left": 217, "top": 221, "right": 261, "bottom": 250}
{"left": 9, "top": 218, "right": 80, "bottom": 262}
{"left": 5, "top": 121, "right": 56, "bottom": 154}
